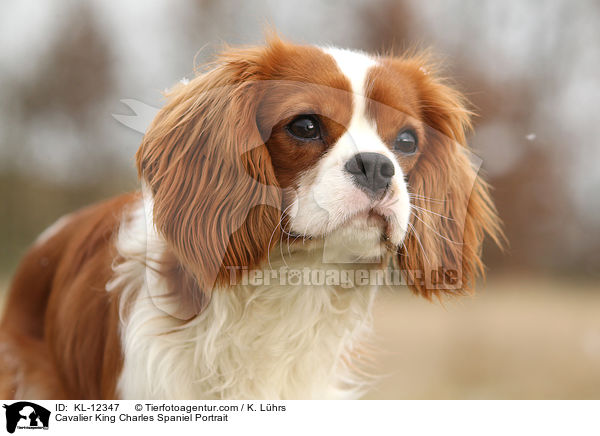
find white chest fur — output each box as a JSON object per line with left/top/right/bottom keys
{"left": 109, "top": 200, "right": 378, "bottom": 399}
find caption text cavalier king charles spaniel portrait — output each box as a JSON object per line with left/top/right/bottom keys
{"left": 0, "top": 35, "right": 501, "bottom": 400}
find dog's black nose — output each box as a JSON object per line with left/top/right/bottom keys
{"left": 344, "top": 152, "right": 395, "bottom": 196}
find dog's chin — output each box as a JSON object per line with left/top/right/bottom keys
{"left": 345, "top": 209, "right": 389, "bottom": 232}
{"left": 286, "top": 210, "right": 404, "bottom": 263}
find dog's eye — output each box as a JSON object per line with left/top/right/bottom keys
{"left": 394, "top": 129, "right": 418, "bottom": 154}
{"left": 287, "top": 115, "right": 321, "bottom": 141}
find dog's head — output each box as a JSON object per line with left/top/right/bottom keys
{"left": 136, "top": 35, "right": 502, "bottom": 315}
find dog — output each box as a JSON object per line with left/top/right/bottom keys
{"left": 0, "top": 35, "right": 501, "bottom": 399}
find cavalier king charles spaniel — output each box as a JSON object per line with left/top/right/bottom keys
{"left": 0, "top": 35, "right": 501, "bottom": 399}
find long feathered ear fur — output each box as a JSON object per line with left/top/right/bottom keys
{"left": 397, "top": 57, "right": 503, "bottom": 299}
{"left": 136, "top": 45, "right": 283, "bottom": 313}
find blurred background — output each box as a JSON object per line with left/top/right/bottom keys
{"left": 1, "top": 0, "right": 599, "bottom": 398}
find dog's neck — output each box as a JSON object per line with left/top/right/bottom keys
{"left": 109, "top": 197, "right": 378, "bottom": 399}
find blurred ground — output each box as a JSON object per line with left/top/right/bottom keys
{"left": 1, "top": 274, "right": 598, "bottom": 399}
{"left": 364, "top": 274, "right": 600, "bottom": 399}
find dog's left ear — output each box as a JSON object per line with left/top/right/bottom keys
{"left": 396, "top": 58, "right": 503, "bottom": 299}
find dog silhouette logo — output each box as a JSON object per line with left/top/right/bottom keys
{"left": 2, "top": 402, "right": 50, "bottom": 433}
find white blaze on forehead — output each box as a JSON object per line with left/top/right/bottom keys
{"left": 321, "top": 47, "right": 377, "bottom": 122}
{"left": 321, "top": 47, "right": 387, "bottom": 157}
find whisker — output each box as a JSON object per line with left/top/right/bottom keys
{"left": 266, "top": 223, "right": 279, "bottom": 270}
{"left": 411, "top": 212, "right": 462, "bottom": 245}
{"left": 410, "top": 204, "right": 455, "bottom": 221}
{"left": 301, "top": 214, "right": 318, "bottom": 244}
{"left": 278, "top": 225, "right": 288, "bottom": 268}
{"left": 408, "top": 222, "right": 430, "bottom": 265}
{"left": 399, "top": 239, "right": 409, "bottom": 258}
{"left": 267, "top": 201, "right": 296, "bottom": 269}
{"left": 286, "top": 227, "right": 293, "bottom": 258}
{"left": 408, "top": 194, "right": 447, "bottom": 204}
{"left": 279, "top": 202, "right": 298, "bottom": 268}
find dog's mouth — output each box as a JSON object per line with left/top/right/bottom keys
{"left": 356, "top": 209, "right": 388, "bottom": 227}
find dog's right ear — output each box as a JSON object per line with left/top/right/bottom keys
{"left": 136, "top": 43, "right": 285, "bottom": 313}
